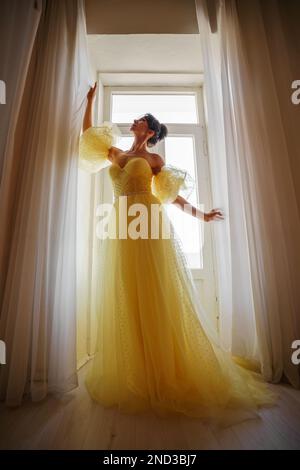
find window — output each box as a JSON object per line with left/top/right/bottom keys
{"left": 164, "top": 136, "right": 204, "bottom": 269}
{"left": 111, "top": 93, "right": 198, "bottom": 124}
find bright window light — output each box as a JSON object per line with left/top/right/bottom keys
{"left": 165, "top": 136, "right": 203, "bottom": 269}
{"left": 111, "top": 94, "right": 198, "bottom": 124}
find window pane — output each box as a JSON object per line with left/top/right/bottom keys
{"left": 165, "top": 136, "right": 203, "bottom": 269}
{"left": 112, "top": 135, "right": 160, "bottom": 153}
{"left": 117, "top": 136, "right": 133, "bottom": 150}
{"left": 111, "top": 94, "right": 198, "bottom": 124}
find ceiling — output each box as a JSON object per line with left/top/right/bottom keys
{"left": 85, "top": 1, "right": 203, "bottom": 86}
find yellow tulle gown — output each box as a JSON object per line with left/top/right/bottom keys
{"left": 79, "top": 123, "right": 276, "bottom": 423}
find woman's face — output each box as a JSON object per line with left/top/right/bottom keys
{"left": 130, "top": 116, "right": 155, "bottom": 140}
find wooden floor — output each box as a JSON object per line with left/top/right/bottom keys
{"left": 0, "top": 364, "right": 300, "bottom": 450}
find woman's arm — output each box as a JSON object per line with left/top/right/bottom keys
{"left": 82, "top": 82, "right": 97, "bottom": 132}
{"left": 172, "top": 195, "right": 224, "bottom": 222}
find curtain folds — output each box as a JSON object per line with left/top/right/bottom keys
{"left": 195, "top": 0, "right": 300, "bottom": 387}
{"left": 0, "top": 0, "right": 92, "bottom": 406}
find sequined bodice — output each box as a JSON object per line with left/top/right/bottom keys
{"left": 109, "top": 157, "right": 153, "bottom": 197}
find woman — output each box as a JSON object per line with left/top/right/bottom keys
{"left": 79, "top": 83, "right": 276, "bottom": 422}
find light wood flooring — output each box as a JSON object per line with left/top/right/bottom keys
{"left": 0, "top": 364, "right": 300, "bottom": 450}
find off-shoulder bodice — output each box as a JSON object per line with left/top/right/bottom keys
{"left": 108, "top": 157, "right": 154, "bottom": 198}
{"left": 79, "top": 123, "right": 194, "bottom": 203}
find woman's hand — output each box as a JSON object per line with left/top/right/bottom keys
{"left": 82, "top": 82, "right": 97, "bottom": 131}
{"left": 204, "top": 208, "right": 225, "bottom": 222}
{"left": 172, "top": 196, "right": 225, "bottom": 223}
{"left": 87, "top": 82, "right": 97, "bottom": 101}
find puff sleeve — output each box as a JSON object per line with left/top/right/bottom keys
{"left": 152, "top": 164, "right": 195, "bottom": 204}
{"left": 78, "top": 121, "right": 122, "bottom": 174}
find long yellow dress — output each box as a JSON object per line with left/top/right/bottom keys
{"left": 79, "top": 123, "right": 276, "bottom": 423}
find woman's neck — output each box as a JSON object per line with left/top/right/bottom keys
{"left": 129, "top": 138, "right": 148, "bottom": 153}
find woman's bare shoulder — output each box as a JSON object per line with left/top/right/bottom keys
{"left": 108, "top": 146, "right": 122, "bottom": 162}
{"left": 151, "top": 153, "right": 165, "bottom": 174}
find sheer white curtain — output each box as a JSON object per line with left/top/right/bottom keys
{"left": 0, "top": 0, "right": 92, "bottom": 406}
{"left": 76, "top": 80, "right": 110, "bottom": 367}
{"left": 195, "top": 0, "right": 300, "bottom": 387}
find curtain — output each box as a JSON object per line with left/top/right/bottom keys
{"left": 0, "top": 0, "right": 92, "bottom": 406}
{"left": 195, "top": 0, "right": 300, "bottom": 387}
{"left": 0, "top": 1, "right": 41, "bottom": 179}
{"left": 76, "top": 80, "right": 109, "bottom": 366}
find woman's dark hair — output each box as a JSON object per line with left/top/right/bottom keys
{"left": 143, "top": 113, "right": 168, "bottom": 148}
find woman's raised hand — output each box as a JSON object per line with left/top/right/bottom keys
{"left": 204, "top": 208, "right": 225, "bottom": 222}
{"left": 83, "top": 82, "right": 97, "bottom": 131}
{"left": 87, "top": 82, "right": 97, "bottom": 101}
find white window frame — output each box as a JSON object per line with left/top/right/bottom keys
{"left": 101, "top": 85, "right": 216, "bottom": 283}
